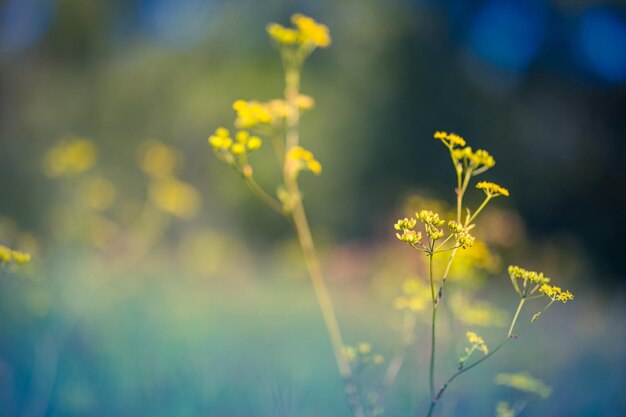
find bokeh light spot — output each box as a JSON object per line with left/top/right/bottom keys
{"left": 0, "top": 0, "right": 53, "bottom": 54}
{"left": 576, "top": 8, "right": 626, "bottom": 82}
{"left": 468, "top": 0, "right": 547, "bottom": 72}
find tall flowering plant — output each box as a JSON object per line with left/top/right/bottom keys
{"left": 207, "top": 14, "right": 573, "bottom": 417}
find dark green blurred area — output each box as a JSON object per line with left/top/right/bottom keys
{"left": 0, "top": 0, "right": 625, "bottom": 416}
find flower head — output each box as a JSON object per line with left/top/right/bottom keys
{"left": 448, "top": 221, "right": 475, "bottom": 249}
{"left": 417, "top": 210, "right": 445, "bottom": 241}
{"left": 466, "top": 331, "right": 489, "bottom": 355}
{"left": 539, "top": 284, "right": 574, "bottom": 303}
{"left": 43, "top": 139, "right": 96, "bottom": 178}
{"left": 508, "top": 265, "right": 550, "bottom": 285}
{"left": 267, "top": 14, "right": 331, "bottom": 48}
{"left": 0, "top": 245, "right": 31, "bottom": 265}
{"left": 266, "top": 23, "right": 299, "bottom": 45}
{"left": 233, "top": 100, "right": 273, "bottom": 128}
{"left": 495, "top": 372, "right": 552, "bottom": 399}
{"left": 209, "top": 127, "right": 262, "bottom": 163}
{"left": 434, "top": 131, "right": 466, "bottom": 148}
{"left": 393, "top": 278, "right": 429, "bottom": 312}
{"left": 452, "top": 147, "right": 495, "bottom": 170}
{"left": 476, "top": 181, "right": 509, "bottom": 197}
{"left": 291, "top": 14, "right": 331, "bottom": 47}
{"left": 286, "top": 146, "right": 322, "bottom": 176}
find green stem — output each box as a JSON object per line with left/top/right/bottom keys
{"left": 243, "top": 175, "right": 284, "bottom": 214}
{"left": 282, "top": 62, "right": 364, "bottom": 417}
{"left": 467, "top": 196, "right": 492, "bottom": 225}
{"left": 425, "top": 297, "right": 527, "bottom": 417}
{"left": 428, "top": 253, "right": 436, "bottom": 401}
{"left": 508, "top": 298, "right": 526, "bottom": 338}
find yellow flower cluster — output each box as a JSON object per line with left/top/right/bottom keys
{"left": 232, "top": 100, "right": 273, "bottom": 128}
{"left": 138, "top": 140, "right": 201, "bottom": 219}
{"left": 539, "top": 284, "right": 574, "bottom": 303}
{"left": 452, "top": 147, "right": 495, "bottom": 169}
{"left": 508, "top": 265, "right": 551, "bottom": 285}
{"left": 137, "top": 140, "right": 182, "bottom": 179}
{"left": 447, "top": 220, "right": 475, "bottom": 249}
{"left": 343, "top": 342, "right": 384, "bottom": 367}
{"left": 434, "top": 131, "right": 466, "bottom": 148}
{"left": 466, "top": 331, "right": 489, "bottom": 355}
{"left": 209, "top": 127, "right": 263, "bottom": 158}
{"left": 149, "top": 178, "right": 200, "bottom": 219}
{"left": 232, "top": 97, "right": 315, "bottom": 130}
{"left": 494, "top": 372, "right": 552, "bottom": 399}
{"left": 418, "top": 210, "right": 445, "bottom": 240}
{"left": 496, "top": 402, "right": 515, "bottom": 417}
{"left": 43, "top": 139, "right": 96, "bottom": 178}
{"left": 286, "top": 146, "right": 322, "bottom": 175}
{"left": 267, "top": 14, "right": 331, "bottom": 48}
{"left": 393, "top": 278, "right": 430, "bottom": 312}
{"left": 476, "top": 181, "right": 509, "bottom": 197}
{"left": 0, "top": 245, "right": 31, "bottom": 265}
{"left": 394, "top": 218, "right": 422, "bottom": 246}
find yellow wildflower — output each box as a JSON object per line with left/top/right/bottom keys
{"left": 508, "top": 265, "right": 551, "bottom": 285}
{"left": 417, "top": 210, "right": 445, "bottom": 241}
{"left": 295, "top": 94, "right": 315, "bottom": 110}
{"left": 291, "top": 14, "right": 331, "bottom": 47}
{"left": 266, "top": 23, "right": 299, "bottom": 45}
{"left": 394, "top": 278, "right": 429, "bottom": 312}
{"left": 343, "top": 346, "right": 357, "bottom": 362}
{"left": 434, "top": 131, "right": 466, "bottom": 148}
{"left": 208, "top": 127, "right": 233, "bottom": 150}
{"left": 476, "top": 181, "right": 509, "bottom": 197}
{"left": 447, "top": 221, "right": 475, "bottom": 249}
{"left": 266, "top": 99, "right": 291, "bottom": 118}
{"left": 471, "top": 149, "right": 495, "bottom": 168}
{"left": 394, "top": 217, "right": 417, "bottom": 231}
{"left": 247, "top": 136, "right": 263, "bottom": 150}
{"left": 149, "top": 178, "right": 200, "bottom": 219}
{"left": 417, "top": 210, "right": 445, "bottom": 227}
{"left": 137, "top": 140, "right": 182, "bottom": 179}
{"left": 452, "top": 147, "right": 495, "bottom": 169}
{"left": 358, "top": 342, "right": 372, "bottom": 354}
{"left": 495, "top": 372, "right": 552, "bottom": 399}
{"left": 43, "top": 139, "right": 96, "bottom": 178}
{"left": 539, "top": 284, "right": 574, "bottom": 303}
{"left": 466, "top": 331, "right": 489, "bottom": 355}
{"left": 395, "top": 228, "right": 422, "bottom": 246}
{"left": 235, "top": 130, "right": 249, "bottom": 142}
{"left": 286, "top": 146, "right": 322, "bottom": 176}
{"left": 496, "top": 402, "right": 515, "bottom": 417}
{"left": 233, "top": 100, "right": 273, "bottom": 128}
{"left": 231, "top": 143, "right": 246, "bottom": 155}
{"left": 209, "top": 128, "right": 262, "bottom": 162}
{"left": 0, "top": 245, "right": 31, "bottom": 265}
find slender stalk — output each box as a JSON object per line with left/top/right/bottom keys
{"left": 282, "top": 59, "right": 364, "bottom": 417}
{"left": 507, "top": 298, "right": 526, "bottom": 338}
{"left": 425, "top": 297, "right": 528, "bottom": 417}
{"left": 467, "top": 196, "right": 492, "bottom": 225}
{"left": 428, "top": 253, "right": 436, "bottom": 401}
{"left": 243, "top": 175, "right": 284, "bottom": 214}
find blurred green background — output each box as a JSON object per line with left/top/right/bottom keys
{"left": 0, "top": 0, "right": 625, "bottom": 416}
